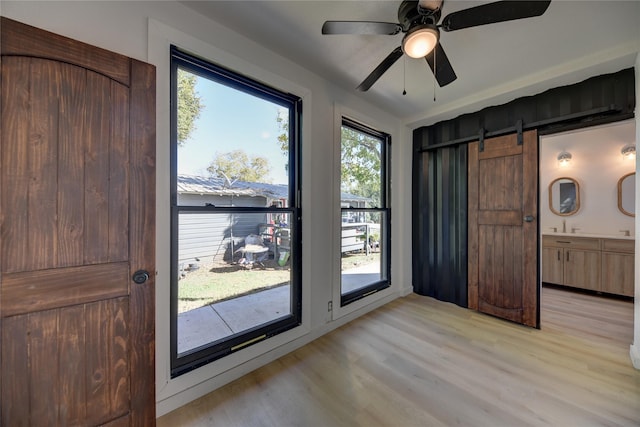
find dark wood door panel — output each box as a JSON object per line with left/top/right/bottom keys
{"left": 478, "top": 225, "right": 524, "bottom": 322}
{"left": 477, "top": 134, "right": 523, "bottom": 159}
{"left": 469, "top": 130, "right": 538, "bottom": 328}
{"left": 1, "top": 17, "right": 156, "bottom": 426}
{"left": 1, "top": 262, "right": 129, "bottom": 317}
{"left": 1, "top": 56, "right": 129, "bottom": 274}
{"left": 478, "top": 154, "right": 523, "bottom": 211}
{"left": 478, "top": 210, "right": 522, "bottom": 226}
{"left": 1, "top": 299, "right": 130, "bottom": 426}
{"left": 1, "top": 18, "right": 130, "bottom": 85}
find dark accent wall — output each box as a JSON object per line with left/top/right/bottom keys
{"left": 412, "top": 68, "right": 635, "bottom": 307}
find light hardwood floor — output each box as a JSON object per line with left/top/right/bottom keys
{"left": 158, "top": 287, "right": 639, "bottom": 426}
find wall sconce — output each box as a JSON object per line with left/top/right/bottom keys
{"left": 557, "top": 151, "right": 572, "bottom": 166}
{"left": 621, "top": 144, "right": 636, "bottom": 160}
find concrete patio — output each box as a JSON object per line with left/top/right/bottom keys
{"left": 177, "top": 262, "right": 382, "bottom": 354}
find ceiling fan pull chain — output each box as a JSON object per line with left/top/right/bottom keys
{"left": 433, "top": 46, "right": 437, "bottom": 102}
{"left": 403, "top": 56, "right": 407, "bottom": 96}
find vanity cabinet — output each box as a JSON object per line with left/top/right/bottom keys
{"left": 542, "top": 236, "right": 600, "bottom": 291}
{"left": 542, "top": 235, "right": 635, "bottom": 297}
{"left": 542, "top": 247, "right": 564, "bottom": 284}
{"left": 601, "top": 239, "right": 635, "bottom": 297}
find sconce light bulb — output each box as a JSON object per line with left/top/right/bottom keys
{"left": 557, "top": 151, "right": 572, "bottom": 166}
{"left": 621, "top": 144, "right": 636, "bottom": 160}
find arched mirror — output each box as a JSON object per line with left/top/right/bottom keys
{"left": 617, "top": 172, "right": 635, "bottom": 217}
{"left": 549, "top": 177, "right": 580, "bottom": 216}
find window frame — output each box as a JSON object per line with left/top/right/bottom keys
{"left": 339, "top": 117, "right": 391, "bottom": 306}
{"left": 169, "top": 46, "right": 302, "bottom": 377}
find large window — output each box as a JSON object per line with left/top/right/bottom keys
{"left": 170, "top": 47, "right": 301, "bottom": 377}
{"left": 340, "top": 118, "right": 391, "bottom": 306}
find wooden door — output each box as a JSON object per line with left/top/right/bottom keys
{"left": 0, "top": 18, "right": 156, "bottom": 426}
{"left": 468, "top": 131, "right": 538, "bottom": 327}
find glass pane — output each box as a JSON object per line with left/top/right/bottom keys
{"left": 340, "top": 125, "right": 383, "bottom": 207}
{"left": 177, "top": 67, "right": 290, "bottom": 208}
{"left": 340, "top": 123, "right": 387, "bottom": 297}
{"left": 177, "top": 211, "right": 292, "bottom": 355}
{"left": 341, "top": 211, "right": 387, "bottom": 295}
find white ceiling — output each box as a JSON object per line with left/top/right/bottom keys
{"left": 181, "top": 1, "right": 640, "bottom": 127}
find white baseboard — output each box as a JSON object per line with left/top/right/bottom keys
{"left": 630, "top": 344, "right": 640, "bottom": 370}
{"left": 400, "top": 285, "right": 414, "bottom": 297}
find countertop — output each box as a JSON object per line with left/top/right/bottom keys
{"left": 542, "top": 232, "right": 634, "bottom": 240}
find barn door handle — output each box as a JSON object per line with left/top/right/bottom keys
{"left": 132, "top": 270, "right": 150, "bottom": 284}
{"left": 523, "top": 215, "right": 535, "bottom": 222}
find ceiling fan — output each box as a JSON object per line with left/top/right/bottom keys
{"left": 322, "top": 0, "right": 551, "bottom": 91}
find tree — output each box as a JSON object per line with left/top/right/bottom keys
{"left": 277, "top": 114, "right": 382, "bottom": 206}
{"left": 177, "top": 69, "right": 204, "bottom": 146}
{"left": 275, "top": 108, "right": 289, "bottom": 153}
{"left": 341, "top": 127, "right": 382, "bottom": 207}
{"left": 275, "top": 108, "right": 290, "bottom": 175}
{"left": 207, "top": 150, "right": 272, "bottom": 183}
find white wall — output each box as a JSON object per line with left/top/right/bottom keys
{"left": 632, "top": 54, "right": 640, "bottom": 370}
{"left": 1, "top": 0, "right": 414, "bottom": 415}
{"left": 540, "top": 120, "right": 636, "bottom": 237}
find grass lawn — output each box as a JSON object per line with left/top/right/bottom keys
{"left": 178, "top": 260, "right": 290, "bottom": 313}
{"left": 341, "top": 251, "right": 380, "bottom": 270}
{"left": 178, "top": 251, "right": 380, "bottom": 313}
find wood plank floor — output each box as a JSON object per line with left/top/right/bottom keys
{"left": 157, "top": 287, "right": 639, "bottom": 426}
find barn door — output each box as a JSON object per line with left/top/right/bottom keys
{"left": 468, "top": 130, "right": 538, "bottom": 328}
{"left": 0, "top": 18, "right": 156, "bottom": 425}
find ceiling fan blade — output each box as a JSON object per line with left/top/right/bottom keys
{"left": 440, "top": 0, "right": 551, "bottom": 32}
{"left": 357, "top": 47, "right": 404, "bottom": 92}
{"left": 322, "top": 21, "right": 402, "bottom": 35}
{"left": 425, "top": 42, "right": 457, "bottom": 87}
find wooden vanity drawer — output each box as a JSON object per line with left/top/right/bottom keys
{"left": 542, "top": 235, "right": 600, "bottom": 250}
{"left": 601, "top": 238, "right": 635, "bottom": 254}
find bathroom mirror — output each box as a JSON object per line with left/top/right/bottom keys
{"left": 617, "top": 172, "right": 635, "bottom": 217}
{"left": 549, "top": 177, "right": 580, "bottom": 216}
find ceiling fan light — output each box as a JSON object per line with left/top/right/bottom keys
{"left": 403, "top": 25, "right": 439, "bottom": 59}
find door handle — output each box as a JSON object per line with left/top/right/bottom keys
{"left": 523, "top": 215, "right": 535, "bottom": 222}
{"left": 132, "top": 270, "right": 150, "bottom": 284}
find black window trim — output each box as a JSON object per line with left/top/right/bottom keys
{"left": 169, "top": 46, "right": 302, "bottom": 378}
{"left": 340, "top": 117, "right": 391, "bottom": 306}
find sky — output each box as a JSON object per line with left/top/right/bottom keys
{"left": 178, "top": 73, "right": 290, "bottom": 184}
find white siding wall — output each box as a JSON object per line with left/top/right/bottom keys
{"left": 177, "top": 193, "right": 271, "bottom": 263}
{"left": 178, "top": 212, "right": 267, "bottom": 264}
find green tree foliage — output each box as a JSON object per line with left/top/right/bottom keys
{"left": 341, "top": 127, "right": 382, "bottom": 207}
{"left": 275, "top": 108, "right": 289, "bottom": 153}
{"left": 207, "top": 149, "right": 272, "bottom": 183}
{"left": 177, "top": 69, "right": 204, "bottom": 146}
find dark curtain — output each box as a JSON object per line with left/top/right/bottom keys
{"left": 413, "top": 144, "right": 468, "bottom": 307}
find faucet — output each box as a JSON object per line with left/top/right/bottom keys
{"left": 571, "top": 226, "right": 580, "bottom": 234}
{"left": 619, "top": 229, "right": 630, "bottom": 237}
{"left": 562, "top": 219, "right": 566, "bottom": 233}
{"left": 549, "top": 226, "right": 558, "bottom": 233}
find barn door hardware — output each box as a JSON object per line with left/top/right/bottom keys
{"left": 478, "top": 127, "right": 485, "bottom": 152}
{"left": 516, "top": 119, "right": 523, "bottom": 145}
